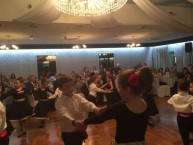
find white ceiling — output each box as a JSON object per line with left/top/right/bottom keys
{"left": 0, "top": 0, "right": 193, "bottom": 45}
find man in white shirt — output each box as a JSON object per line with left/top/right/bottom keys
{"left": 55, "top": 74, "right": 101, "bottom": 145}
{"left": 0, "top": 101, "right": 9, "bottom": 145}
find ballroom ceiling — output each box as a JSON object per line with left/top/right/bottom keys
{"left": 0, "top": 0, "right": 193, "bottom": 46}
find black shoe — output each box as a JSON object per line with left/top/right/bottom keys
{"left": 17, "top": 131, "right": 26, "bottom": 137}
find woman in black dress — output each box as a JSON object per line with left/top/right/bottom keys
{"left": 105, "top": 75, "right": 121, "bottom": 105}
{"left": 33, "top": 78, "right": 54, "bottom": 127}
{"left": 83, "top": 67, "right": 153, "bottom": 145}
{"left": 0, "top": 77, "right": 33, "bottom": 137}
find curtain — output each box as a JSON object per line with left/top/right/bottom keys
{"left": 152, "top": 45, "right": 170, "bottom": 69}
{"left": 151, "top": 42, "right": 193, "bottom": 71}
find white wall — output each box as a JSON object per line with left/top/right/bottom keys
{"left": 0, "top": 47, "right": 152, "bottom": 78}
{"left": 1, "top": 41, "right": 192, "bottom": 78}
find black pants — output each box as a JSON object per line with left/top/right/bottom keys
{"left": 177, "top": 115, "right": 193, "bottom": 145}
{"left": 61, "top": 132, "right": 84, "bottom": 145}
{"left": 0, "top": 134, "right": 9, "bottom": 145}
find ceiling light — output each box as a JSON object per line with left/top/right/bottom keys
{"left": 46, "top": 55, "right": 56, "bottom": 61}
{"left": 72, "top": 44, "right": 87, "bottom": 49}
{"left": 131, "top": 43, "right": 135, "bottom": 47}
{"left": 0, "top": 44, "right": 19, "bottom": 50}
{"left": 0, "top": 45, "right": 7, "bottom": 49}
{"left": 0, "top": 36, "right": 19, "bottom": 50}
{"left": 11, "top": 45, "right": 19, "bottom": 49}
{"left": 82, "top": 44, "right": 87, "bottom": 48}
{"left": 136, "top": 43, "right": 141, "bottom": 47}
{"left": 126, "top": 43, "right": 141, "bottom": 48}
{"left": 29, "top": 35, "right": 34, "bottom": 40}
{"left": 126, "top": 44, "right": 130, "bottom": 47}
{"left": 52, "top": 0, "right": 127, "bottom": 16}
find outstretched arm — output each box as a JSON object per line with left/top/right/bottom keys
{"left": 84, "top": 104, "right": 117, "bottom": 125}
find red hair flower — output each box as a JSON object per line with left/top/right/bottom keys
{"left": 128, "top": 73, "right": 140, "bottom": 87}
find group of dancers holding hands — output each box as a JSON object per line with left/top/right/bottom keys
{"left": 1, "top": 66, "right": 193, "bottom": 145}
{"left": 55, "top": 67, "right": 154, "bottom": 145}
{"left": 0, "top": 67, "right": 154, "bottom": 145}
{"left": 0, "top": 76, "right": 58, "bottom": 145}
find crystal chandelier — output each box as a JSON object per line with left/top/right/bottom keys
{"left": 52, "top": 0, "right": 127, "bottom": 16}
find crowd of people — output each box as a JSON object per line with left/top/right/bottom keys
{"left": 0, "top": 65, "right": 193, "bottom": 145}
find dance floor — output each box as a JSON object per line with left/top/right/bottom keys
{"left": 9, "top": 97, "right": 193, "bottom": 145}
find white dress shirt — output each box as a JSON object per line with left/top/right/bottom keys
{"left": 49, "top": 88, "right": 62, "bottom": 99}
{"left": 168, "top": 92, "right": 193, "bottom": 113}
{"left": 89, "top": 83, "right": 106, "bottom": 97}
{"left": 55, "top": 93, "right": 96, "bottom": 132}
{"left": 0, "top": 101, "right": 7, "bottom": 133}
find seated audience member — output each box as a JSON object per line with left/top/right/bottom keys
{"left": 181, "top": 67, "right": 192, "bottom": 81}
{"left": 158, "top": 68, "right": 164, "bottom": 76}
{"left": 164, "top": 67, "right": 170, "bottom": 77}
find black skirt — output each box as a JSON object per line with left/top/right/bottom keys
{"left": 7, "top": 99, "right": 33, "bottom": 121}
{"left": 143, "top": 94, "right": 159, "bottom": 116}
{"left": 33, "top": 100, "right": 50, "bottom": 119}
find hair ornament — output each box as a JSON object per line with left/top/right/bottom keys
{"left": 128, "top": 73, "right": 140, "bottom": 87}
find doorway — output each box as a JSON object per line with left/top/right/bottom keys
{"left": 99, "top": 53, "right": 114, "bottom": 71}
{"left": 36, "top": 55, "right": 56, "bottom": 78}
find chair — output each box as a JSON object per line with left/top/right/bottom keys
{"left": 152, "top": 77, "right": 171, "bottom": 98}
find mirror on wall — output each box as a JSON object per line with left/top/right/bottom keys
{"left": 37, "top": 55, "right": 56, "bottom": 78}
{"left": 99, "top": 53, "right": 114, "bottom": 71}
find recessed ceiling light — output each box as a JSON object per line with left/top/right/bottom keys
{"left": 29, "top": 35, "right": 34, "bottom": 40}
